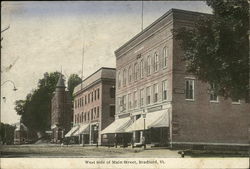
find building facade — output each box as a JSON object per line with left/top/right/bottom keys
{"left": 105, "top": 9, "right": 250, "bottom": 149}
{"left": 66, "top": 67, "right": 116, "bottom": 145}
{"left": 51, "top": 74, "right": 73, "bottom": 143}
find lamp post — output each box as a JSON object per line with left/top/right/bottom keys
{"left": 142, "top": 110, "right": 146, "bottom": 150}
{"left": 1, "top": 80, "right": 18, "bottom": 91}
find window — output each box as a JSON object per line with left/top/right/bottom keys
{"left": 91, "top": 109, "right": 93, "bottom": 120}
{"left": 121, "top": 95, "right": 127, "bottom": 111}
{"left": 140, "top": 59, "right": 144, "bottom": 79}
{"left": 97, "top": 88, "right": 100, "bottom": 99}
{"left": 163, "top": 47, "right": 168, "bottom": 68}
{"left": 185, "top": 79, "right": 194, "bottom": 100}
{"left": 146, "top": 86, "right": 151, "bottom": 105}
{"left": 147, "top": 55, "right": 151, "bottom": 75}
{"left": 153, "top": 84, "right": 158, "bottom": 103}
{"left": 118, "top": 71, "right": 121, "bottom": 88}
{"left": 133, "top": 91, "right": 137, "bottom": 108}
{"left": 84, "top": 113, "right": 86, "bottom": 122}
{"left": 128, "top": 66, "right": 132, "bottom": 83}
{"left": 123, "top": 69, "right": 127, "bottom": 86}
{"left": 210, "top": 83, "right": 218, "bottom": 102}
{"left": 154, "top": 52, "right": 159, "bottom": 72}
{"left": 117, "top": 97, "right": 120, "bottom": 113}
{"left": 88, "top": 93, "right": 90, "bottom": 103}
{"left": 82, "top": 112, "right": 84, "bottom": 122}
{"left": 85, "top": 95, "right": 87, "bottom": 104}
{"left": 162, "top": 80, "right": 167, "bottom": 100}
{"left": 91, "top": 92, "right": 93, "bottom": 102}
{"left": 94, "top": 107, "right": 96, "bottom": 119}
{"left": 97, "top": 107, "right": 99, "bottom": 118}
{"left": 140, "top": 88, "right": 144, "bottom": 107}
{"left": 128, "top": 93, "right": 132, "bottom": 110}
{"left": 110, "top": 87, "right": 115, "bottom": 98}
{"left": 134, "top": 63, "right": 138, "bottom": 81}
{"left": 94, "top": 90, "right": 96, "bottom": 100}
{"left": 110, "top": 105, "right": 115, "bottom": 117}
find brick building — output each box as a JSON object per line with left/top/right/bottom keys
{"left": 102, "top": 9, "right": 250, "bottom": 149}
{"left": 66, "top": 67, "right": 116, "bottom": 145}
{"left": 51, "top": 74, "right": 73, "bottom": 143}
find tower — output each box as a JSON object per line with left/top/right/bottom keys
{"left": 51, "top": 74, "right": 72, "bottom": 143}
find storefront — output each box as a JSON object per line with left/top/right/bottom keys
{"left": 101, "top": 117, "right": 133, "bottom": 147}
{"left": 126, "top": 109, "right": 169, "bottom": 147}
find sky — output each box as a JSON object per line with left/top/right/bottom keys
{"left": 1, "top": 1, "right": 212, "bottom": 124}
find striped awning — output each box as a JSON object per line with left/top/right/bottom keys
{"left": 125, "top": 110, "right": 169, "bottom": 132}
{"left": 101, "top": 117, "right": 133, "bottom": 134}
{"left": 65, "top": 125, "right": 79, "bottom": 137}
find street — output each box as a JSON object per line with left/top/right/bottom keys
{"left": 0, "top": 144, "right": 181, "bottom": 158}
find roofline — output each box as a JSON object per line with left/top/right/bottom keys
{"left": 114, "top": 8, "right": 211, "bottom": 56}
{"left": 81, "top": 67, "right": 116, "bottom": 83}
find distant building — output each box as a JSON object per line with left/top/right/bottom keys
{"left": 65, "top": 67, "right": 116, "bottom": 145}
{"left": 102, "top": 9, "right": 250, "bottom": 149}
{"left": 51, "top": 74, "right": 73, "bottom": 143}
{"left": 14, "top": 122, "right": 28, "bottom": 144}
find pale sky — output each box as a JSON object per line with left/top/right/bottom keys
{"left": 1, "top": 1, "right": 212, "bottom": 124}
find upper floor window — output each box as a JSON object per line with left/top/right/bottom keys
{"left": 94, "top": 90, "right": 96, "bottom": 100}
{"left": 91, "top": 92, "right": 93, "bottom": 102}
{"left": 185, "top": 79, "right": 194, "bottom": 100}
{"left": 123, "top": 68, "right": 127, "bottom": 86}
{"left": 97, "top": 88, "right": 100, "bottom": 100}
{"left": 110, "top": 105, "right": 115, "bottom": 117}
{"left": 88, "top": 93, "right": 90, "bottom": 103}
{"left": 110, "top": 86, "right": 115, "bottom": 98}
{"left": 121, "top": 95, "right": 127, "bottom": 111}
{"left": 128, "top": 93, "right": 132, "bottom": 110}
{"left": 154, "top": 52, "right": 159, "bottom": 72}
{"left": 97, "top": 107, "right": 100, "bottom": 118}
{"left": 210, "top": 83, "right": 218, "bottom": 102}
{"left": 128, "top": 66, "right": 132, "bottom": 83}
{"left": 146, "top": 86, "right": 151, "bottom": 105}
{"left": 118, "top": 71, "right": 121, "bottom": 88}
{"left": 140, "top": 59, "right": 144, "bottom": 79}
{"left": 140, "top": 88, "right": 144, "bottom": 107}
{"left": 134, "top": 63, "right": 138, "bottom": 81}
{"left": 147, "top": 55, "right": 151, "bottom": 75}
{"left": 133, "top": 91, "right": 137, "bottom": 108}
{"left": 153, "top": 83, "right": 158, "bottom": 103}
{"left": 162, "top": 80, "right": 167, "bottom": 100}
{"left": 163, "top": 47, "right": 168, "bottom": 68}
{"left": 85, "top": 95, "right": 87, "bottom": 104}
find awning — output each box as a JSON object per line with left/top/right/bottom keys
{"left": 101, "top": 117, "right": 133, "bottom": 134}
{"left": 65, "top": 125, "right": 79, "bottom": 137}
{"left": 125, "top": 110, "right": 169, "bottom": 132}
{"left": 73, "top": 124, "right": 90, "bottom": 136}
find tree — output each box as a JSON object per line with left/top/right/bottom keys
{"left": 67, "top": 74, "right": 82, "bottom": 98}
{"left": 15, "top": 72, "right": 61, "bottom": 134}
{"left": 175, "top": 0, "right": 249, "bottom": 99}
